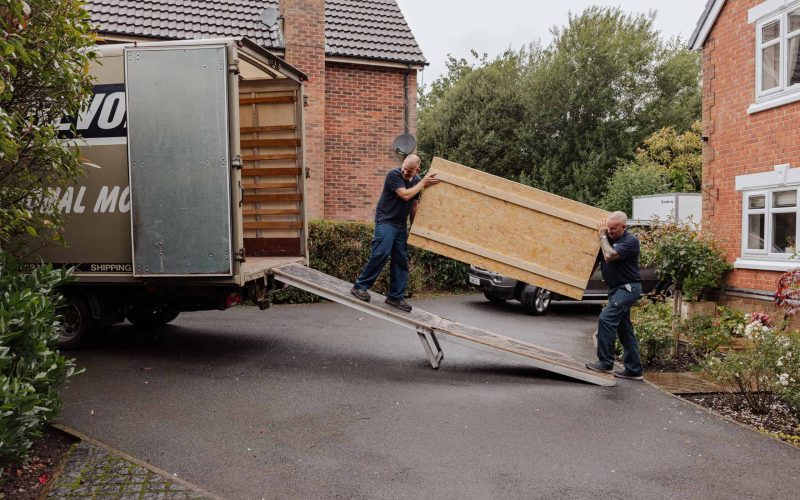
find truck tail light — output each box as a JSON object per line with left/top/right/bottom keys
{"left": 224, "top": 291, "right": 242, "bottom": 309}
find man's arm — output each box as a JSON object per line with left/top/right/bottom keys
{"left": 600, "top": 236, "right": 621, "bottom": 262}
{"left": 598, "top": 219, "right": 620, "bottom": 262}
{"left": 394, "top": 173, "right": 440, "bottom": 201}
{"left": 410, "top": 200, "right": 419, "bottom": 226}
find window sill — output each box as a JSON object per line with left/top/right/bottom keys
{"left": 734, "top": 258, "right": 799, "bottom": 271}
{"left": 748, "top": 91, "right": 800, "bottom": 114}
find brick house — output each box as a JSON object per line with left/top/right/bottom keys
{"left": 85, "top": 0, "right": 426, "bottom": 221}
{"left": 690, "top": 0, "right": 800, "bottom": 313}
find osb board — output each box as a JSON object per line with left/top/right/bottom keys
{"left": 408, "top": 158, "right": 608, "bottom": 299}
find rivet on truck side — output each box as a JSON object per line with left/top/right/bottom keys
{"left": 35, "top": 38, "right": 309, "bottom": 348}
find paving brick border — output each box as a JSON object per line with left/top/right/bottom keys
{"left": 46, "top": 424, "right": 221, "bottom": 499}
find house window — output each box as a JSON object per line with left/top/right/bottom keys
{"left": 742, "top": 188, "right": 798, "bottom": 257}
{"left": 750, "top": 2, "right": 800, "bottom": 112}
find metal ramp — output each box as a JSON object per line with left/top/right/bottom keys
{"left": 271, "top": 264, "right": 615, "bottom": 387}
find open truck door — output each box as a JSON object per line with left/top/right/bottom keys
{"left": 125, "top": 44, "right": 234, "bottom": 277}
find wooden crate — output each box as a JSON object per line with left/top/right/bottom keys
{"left": 408, "top": 158, "right": 609, "bottom": 300}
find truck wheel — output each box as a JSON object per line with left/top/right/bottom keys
{"left": 521, "top": 285, "right": 551, "bottom": 315}
{"left": 483, "top": 292, "right": 507, "bottom": 304}
{"left": 126, "top": 307, "right": 180, "bottom": 328}
{"left": 58, "top": 293, "right": 93, "bottom": 349}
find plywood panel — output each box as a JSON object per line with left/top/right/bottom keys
{"left": 408, "top": 158, "right": 608, "bottom": 300}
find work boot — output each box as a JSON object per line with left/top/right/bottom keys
{"left": 613, "top": 369, "right": 644, "bottom": 381}
{"left": 350, "top": 287, "right": 370, "bottom": 302}
{"left": 584, "top": 361, "right": 613, "bottom": 373}
{"left": 385, "top": 297, "right": 412, "bottom": 312}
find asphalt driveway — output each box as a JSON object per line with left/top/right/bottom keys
{"left": 58, "top": 294, "right": 800, "bottom": 499}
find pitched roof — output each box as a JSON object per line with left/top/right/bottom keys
{"left": 85, "top": 0, "right": 427, "bottom": 65}
{"left": 688, "top": 0, "right": 724, "bottom": 50}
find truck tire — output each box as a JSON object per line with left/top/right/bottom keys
{"left": 521, "top": 285, "right": 551, "bottom": 315}
{"left": 483, "top": 292, "right": 507, "bottom": 304}
{"left": 58, "top": 293, "right": 94, "bottom": 350}
{"left": 126, "top": 307, "right": 180, "bottom": 328}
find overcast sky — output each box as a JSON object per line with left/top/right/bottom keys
{"left": 395, "top": 0, "right": 708, "bottom": 86}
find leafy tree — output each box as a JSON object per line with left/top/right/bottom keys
{"left": 0, "top": 0, "right": 96, "bottom": 255}
{"left": 417, "top": 49, "right": 529, "bottom": 178}
{"left": 597, "top": 162, "right": 669, "bottom": 214}
{"left": 599, "top": 120, "right": 702, "bottom": 213}
{"left": 0, "top": 0, "right": 93, "bottom": 468}
{"left": 518, "top": 7, "right": 700, "bottom": 204}
{"left": 417, "top": 7, "right": 701, "bottom": 205}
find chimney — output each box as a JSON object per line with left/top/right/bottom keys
{"left": 279, "top": 0, "right": 326, "bottom": 218}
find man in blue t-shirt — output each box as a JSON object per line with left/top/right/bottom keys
{"left": 585, "top": 211, "right": 645, "bottom": 381}
{"left": 350, "top": 154, "right": 440, "bottom": 312}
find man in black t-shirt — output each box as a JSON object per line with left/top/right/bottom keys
{"left": 350, "top": 154, "right": 440, "bottom": 312}
{"left": 585, "top": 211, "right": 644, "bottom": 381}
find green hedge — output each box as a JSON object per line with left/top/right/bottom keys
{"left": 0, "top": 256, "right": 80, "bottom": 468}
{"left": 271, "top": 220, "right": 470, "bottom": 304}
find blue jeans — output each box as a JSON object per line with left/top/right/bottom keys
{"left": 596, "top": 283, "right": 643, "bottom": 375}
{"left": 353, "top": 222, "right": 409, "bottom": 301}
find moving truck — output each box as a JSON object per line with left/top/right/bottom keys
{"left": 36, "top": 38, "right": 309, "bottom": 347}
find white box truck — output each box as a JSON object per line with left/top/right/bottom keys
{"left": 34, "top": 38, "right": 310, "bottom": 347}
{"left": 631, "top": 193, "right": 702, "bottom": 227}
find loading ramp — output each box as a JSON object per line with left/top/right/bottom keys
{"left": 272, "top": 264, "right": 615, "bottom": 387}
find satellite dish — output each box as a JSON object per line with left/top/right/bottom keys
{"left": 392, "top": 133, "right": 417, "bottom": 156}
{"left": 260, "top": 7, "right": 280, "bottom": 28}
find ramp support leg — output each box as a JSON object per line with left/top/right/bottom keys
{"left": 417, "top": 327, "right": 444, "bottom": 369}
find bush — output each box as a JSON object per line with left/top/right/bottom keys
{"left": 597, "top": 162, "right": 670, "bottom": 215}
{"left": 717, "top": 306, "right": 747, "bottom": 338}
{"left": 775, "top": 332, "right": 800, "bottom": 414}
{"left": 683, "top": 314, "right": 729, "bottom": 362}
{"left": 272, "top": 220, "right": 470, "bottom": 304}
{"left": 630, "top": 300, "right": 673, "bottom": 364}
{"left": 703, "top": 322, "right": 785, "bottom": 414}
{"left": 0, "top": 256, "right": 80, "bottom": 468}
{"left": 640, "top": 222, "right": 732, "bottom": 301}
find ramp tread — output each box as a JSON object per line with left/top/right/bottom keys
{"left": 272, "top": 263, "right": 614, "bottom": 386}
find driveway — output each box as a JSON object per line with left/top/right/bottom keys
{"left": 58, "top": 294, "right": 800, "bottom": 499}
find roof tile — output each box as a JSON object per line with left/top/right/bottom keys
{"left": 85, "top": 0, "right": 425, "bottom": 64}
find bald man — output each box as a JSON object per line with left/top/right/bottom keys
{"left": 585, "top": 211, "right": 644, "bottom": 381}
{"left": 351, "top": 154, "right": 440, "bottom": 312}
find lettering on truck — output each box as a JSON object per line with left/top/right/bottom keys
{"left": 58, "top": 83, "right": 127, "bottom": 140}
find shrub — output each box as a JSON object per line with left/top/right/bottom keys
{"left": 0, "top": 256, "right": 80, "bottom": 468}
{"left": 703, "top": 324, "right": 785, "bottom": 415}
{"left": 775, "top": 268, "right": 800, "bottom": 319}
{"left": 683, "top": 314, "right": 729, "bottom": 362}
{"left": 775, "top": 331, "right": 800, "bottom": 414}
{"left": 630, "top": 300, "right": 673, "bottom": 364}
{"left": 272, "top": 220, "right": 470, "bottom": 304}
{"left": 717, "top": 306, "right": 747, "bottom": 338}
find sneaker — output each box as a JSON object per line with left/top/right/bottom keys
{"left": 613, "top": 369, "right": 644, "bottom": 381}
{"left": 385, "top": 297, "right": 412, "bottom": 312}
{"left": 350, "top": 287, "right": 370, "bottom": 302}
{"left": 584, "top": 361, "right": 613, "bottom": 373}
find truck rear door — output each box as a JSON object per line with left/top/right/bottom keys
{"left": 125, "top": 44, "right": 234, "bottom": 277}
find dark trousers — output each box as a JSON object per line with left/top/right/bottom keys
{"left": 353, "top": 222, "right": 409, "bottom": 301}
{"left": 596, "top": 283, "right": 643, "bottom": 375}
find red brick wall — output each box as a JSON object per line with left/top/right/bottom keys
{"left": 702, "top": 0, "right": 800, "bottom": 293}
{"left": 280, "top": 0, "right": 326, "bottom": 218}
{"left": 324, "top": 62, "right": 417, "bottom": 221}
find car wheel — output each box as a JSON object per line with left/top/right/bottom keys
{"left": 126, "top": 306, "right": 180, "bottom": 328}
{"left": 521, "top": 285, "right": 551, "bottom": 315}
{"left": 483, "top": 291, "right": 507, "bottom": 304}
{"left": 57, "top": 293, "right": 94, "bottom": 349}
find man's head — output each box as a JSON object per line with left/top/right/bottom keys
{"left": 400, "top": 154, "right": 421, "bottom": 180}
{"left": 606, "top": 211, "right": 628, "bottom": 240}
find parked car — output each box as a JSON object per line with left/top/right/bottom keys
{"left": 467, "top": 258, "right": 669, "bottom": 315}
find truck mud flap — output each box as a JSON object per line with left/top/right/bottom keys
{"left": 271, "top": 263, "right": 615, "bottom": 387}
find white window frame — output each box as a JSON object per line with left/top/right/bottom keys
{"left": 736, "top": 165, "right": 800, "bottom": 270}
{"left": 749, "top": 1, "right": 800, "bottom": 113}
